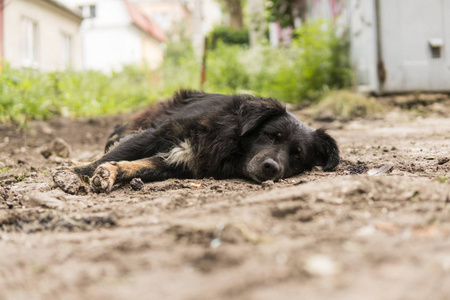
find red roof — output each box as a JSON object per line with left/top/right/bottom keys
{"left": 122, "top": 0, "right": 167, "bottom": 42}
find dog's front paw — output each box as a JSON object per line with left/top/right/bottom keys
{"left": 91, "top": 163, "right": 118, "bottom": 193}
{"left": 52, "top": 167, "right": 84, "bottom": 195}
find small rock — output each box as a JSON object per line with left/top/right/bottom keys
{"left": 355, "top": 225, "right": 376, "bottom": 237}
{"left": 210, "top": 238, "right": 221, "bottom": 248}
{"left": 262, "top": 180, "right": 274, "bottom": 188}
{"left": 51, "top": 138, "right": 71, "bottom": 158}
{"left": 40, "top": 148, "right": 52, "bottom": 159}
{"left": 347, "top": 163, "right": 368, "bottom": 175}
{"left": 304, "top": 255, "right": 341, "bottom": 277}
{"left": 40, "top": 138, "right": 72, "bottom": 159}
{"left": 294, "top": 180, "right": 307, "bottom": 185}
{"left": 438, "top": 157, "right": 449, "bottom": 165}
{"left": 130, "top": 178, "right": 144, "bottom": 191}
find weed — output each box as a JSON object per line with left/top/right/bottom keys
{"left": 0, "top": 167, "right": 15, "bottom": 174}
{"left": 438, "top": 177, "right": 448, "bottom": 184}
{"left": 309, "top": 90, "right": 386, "bottom": 119}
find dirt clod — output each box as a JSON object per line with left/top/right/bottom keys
{"left": 52, "top": 168, "right": 84, "bottom": 195}
{"left": 346, "top": 163, "right": 368, "bottom": 174}
{"left": 262, "top": 180, "right": 275, "bottom": 188}
{"left": 130, "top": 178, "right": 144, "bottom": 191}
{"left": 40, "top": 137, "right": 72, "bottom": 159}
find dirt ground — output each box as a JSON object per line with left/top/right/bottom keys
{"left": 0, "top": 94, "right": 449, "bottom": 300}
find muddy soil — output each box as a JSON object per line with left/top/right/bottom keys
{"left": 0, "top": 96, "right": 449, "bottom": 300}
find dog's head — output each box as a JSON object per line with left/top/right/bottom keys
{"left": 239, "top": 100, "right": 339, "bottom": 182}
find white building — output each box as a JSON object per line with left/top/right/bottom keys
{"left": 130, "top": 0, "right": 222, "bottom": 54}
{"left": 61, "top": 0, "right": 166, "bottom": 72}
{"left": 306, "top": 0, "right": 450, "bottom": 94}
{"left": 1, "top": 0, "right": 83, "bottom": 71}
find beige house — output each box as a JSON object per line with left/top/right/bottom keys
{"left": 1, "top": 0, "right": 83, "bottom": 71}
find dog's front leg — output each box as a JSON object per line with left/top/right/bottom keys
{"left": 90, "top": 156, "right": 191, "bottom": 193}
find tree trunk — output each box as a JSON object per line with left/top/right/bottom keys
{"left": 224, "top": 0, "right": 244, "bottom": 29}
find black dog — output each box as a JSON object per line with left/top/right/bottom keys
{"left": 65, "top": 90, "right": 339, "bottom": 193}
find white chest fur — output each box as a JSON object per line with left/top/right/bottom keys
{"left": 158, "top": 140, "right": 195, "bottom": 171}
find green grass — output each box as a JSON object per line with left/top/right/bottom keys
{"left": 0, "top": 167, "right": 15, "bottom": 174}
{"left": 309, "top": 90, "right": 387, "bottom": 119}
{"left": 0, "top": 63, "right": 199, "bottom": 126}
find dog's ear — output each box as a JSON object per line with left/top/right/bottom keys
{"left": 239, "top": 99, "right": 284, "bottom": 136}
{"left": 312, "top": 128, "right": 340, "bottom": 171}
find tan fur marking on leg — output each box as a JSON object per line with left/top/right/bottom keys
{"left": 116, "top": 160, "right": 155, "bottom": 178}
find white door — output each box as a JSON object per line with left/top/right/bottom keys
{"left": 379, "top": 0, "right": 450, "bottom": 92}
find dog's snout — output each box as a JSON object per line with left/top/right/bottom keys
{"left": 263, "top": 159, "right": 280, "bottom": 178}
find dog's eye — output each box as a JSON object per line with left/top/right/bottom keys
{"left": 266, "top": 133, "right": 275, "bottom": 140}
{"left": 266, "top": 132, "right": 282, "bottom": 142}
{"left": 292, "top": 147, "right": 302, "bottom": 160}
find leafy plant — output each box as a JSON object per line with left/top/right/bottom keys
{"left": 204, "top": 20, "right": 352, "bottom": 103}
{"left": 209, "top": 26, "right": 249, "bottom": 49}
{"left": 284, "top": 20, "right": 352, "bottom": 102}
{"left": 0, "top": 167, "right": 15, "bottom": 174}
{"left": 205, "top": 43, "right": 250, "bottom": 92}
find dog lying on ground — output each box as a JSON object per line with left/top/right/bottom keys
{"left": 55, "top": 90, "right": 339, "bottom": 193}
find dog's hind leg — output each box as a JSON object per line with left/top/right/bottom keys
{"left": 89, "top": 156, "right": 191, "bottom": 193}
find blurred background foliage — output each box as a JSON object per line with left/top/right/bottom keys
{"left": 0, "top": 19, "right": 353, "bottom": 126}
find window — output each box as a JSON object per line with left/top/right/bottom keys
{"left": 90, "top": 5, "right": 96, "bottom": 18}
{"left": 80, "top": 5, "right": 96, "bottom": 18}
{"left": 21, "top": 18, "right": 39, "bottom": 68}
{"left": 61, "top": 33, "right": 72, "bottom": 69}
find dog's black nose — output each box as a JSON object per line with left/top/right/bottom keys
{"left": 263, "top": 159, "right": 280, "bottom": 178}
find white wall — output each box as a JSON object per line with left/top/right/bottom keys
{"left": 3, "top": 0, "right": 82, "bottom": 71}
{"left": 347, "top": 0, "right": 379, "bottom": 93}
{"left": 61, "top": 0, "right": 164, "bottom": 72}
{"left": 83, "top": 25, "right": 141, "bottom": 71}
{"left": 379, "top": 0, "right": 450, "bottom": 92}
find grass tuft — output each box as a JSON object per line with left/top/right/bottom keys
{"left": 310, "top": 90, "right": 387, "bottom": 120}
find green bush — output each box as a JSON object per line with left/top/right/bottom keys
{"left": 264, "top": 20, "right": 352, "bottom": 103}
{"left": 209, "top": 26, "right": 249, "bottom": 49}
{"left": 159, "top": 37, "right": 200, "bottom": 91}
{"left": 204, "top": 20, "right": 352, "bottom": 103}
{"left": 205, "top": 43, "right": 250, "bottom": 92}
